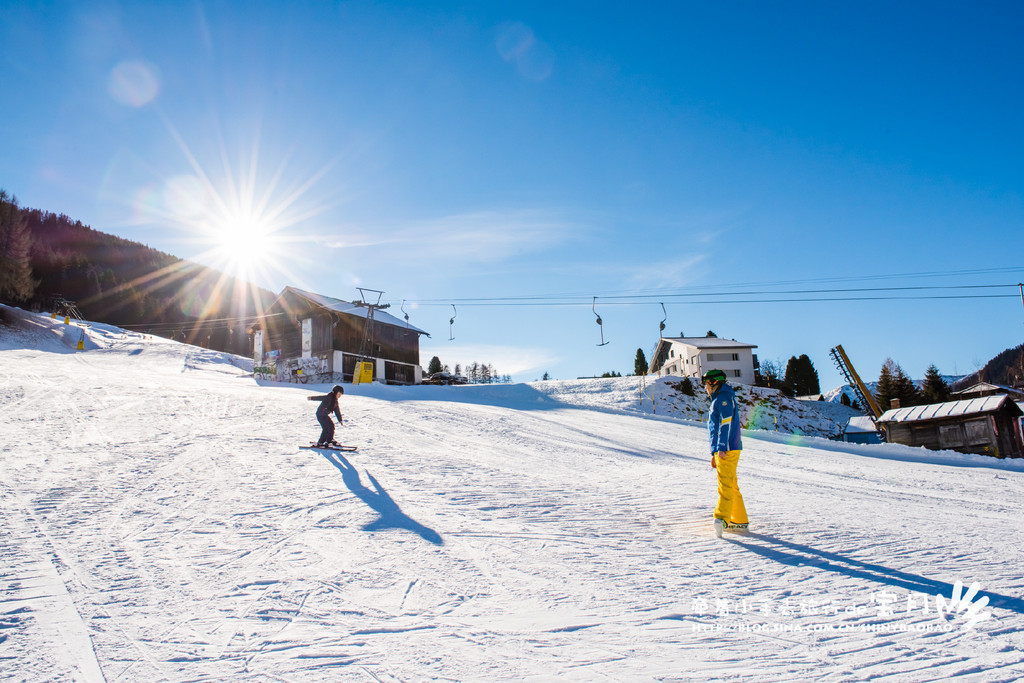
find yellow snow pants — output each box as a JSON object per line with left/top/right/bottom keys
{"left": 714, "top": 450, "right": 748, "bottom": 525}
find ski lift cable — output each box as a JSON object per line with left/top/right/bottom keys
{"left": 393, "top": 291, "right": 1017, "bottom": 308}
{"left": 394, "top": 269, "right": 1023, "bottom": 307}
{"left": 397, "top": 282, "right": 1018, "bottom": 308}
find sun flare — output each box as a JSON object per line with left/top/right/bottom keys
{"left": 212, "top": 214, "right": 272, "bottom": 272}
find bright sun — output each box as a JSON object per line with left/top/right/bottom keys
{"left": 209, "top": 213, "right": 275, "bottom": 279}
{"left": 149, "top": 128, "right": 331, "bottom": 291}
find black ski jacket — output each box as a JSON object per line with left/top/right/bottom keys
{"left": 309, "top": 393, "right": 343, "bottom": 423}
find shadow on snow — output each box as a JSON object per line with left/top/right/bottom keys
{"left": 321, "top": 451, "right": 443, "bottom": 546}
{"left": 732, "top": 532, "right": 1024, "bottom": 616}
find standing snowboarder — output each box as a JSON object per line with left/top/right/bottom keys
{"left": 703, "top": 369, "right": 749, "bottom": 537}
{"left": 308, "top": 385, "right": 345, "bottom": 447}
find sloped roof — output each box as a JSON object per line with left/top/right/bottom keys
{"left": 281, "top": 287, "right": 429, "bottom": 335}
{"left": 661, "top": 337, "right": 758, "bottom": 349}
{"left": 877, "top": 395, "right": 1021, "bottom": 424}
{"left": 952, "top": 382, "right": 1024, "bottom": 398}
{"left": 844, "top": 416, "right": 879, "bottom": 433}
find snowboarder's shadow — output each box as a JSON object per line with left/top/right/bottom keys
{"left": 733, "top": 532, "right": 1024, "bottom": 616}
{"left": 323, "top": 452, "right": 443, "bottom": 546}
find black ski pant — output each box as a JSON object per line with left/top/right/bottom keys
{"left": 317, "top": 415, "right": 335, "bottom": 444}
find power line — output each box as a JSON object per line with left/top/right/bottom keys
{"left": 399, "top": 265, "right": 1024, "bottom": 306}
{"left": 400, "top": 294, "right": 1017, "bottom": 307}
{"left": 398, "top": 284, "right": 1021, "bottom": 307}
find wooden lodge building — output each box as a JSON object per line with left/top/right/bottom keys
{"left": 876, "top": 395, "right": 1024, "bottom": 459}
{"left": 249, "top": 287, "right": 429, "bottom": 385}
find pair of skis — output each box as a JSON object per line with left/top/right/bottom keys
{"left": 300, "top": 442, "right": 358, "bottom": 452}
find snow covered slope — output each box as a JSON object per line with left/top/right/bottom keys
{"left": 2, "top": 306, "right": 1023, "bottom": 682}
{"left": 536, "top": 376, "right": 863, "bottom": 439}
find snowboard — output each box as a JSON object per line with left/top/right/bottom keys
{"left": 301, "top": 443, "right": 358, "bottom": 452}
{"left": 714, "top": 519, "right": 749, "bottom": 537}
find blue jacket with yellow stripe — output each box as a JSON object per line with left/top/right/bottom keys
{"left": 707, "top": 382, "right": 742, "bottom": 453}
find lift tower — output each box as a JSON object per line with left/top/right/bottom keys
{"left": 829, "top": 344, "right": 883, "bottom": 419}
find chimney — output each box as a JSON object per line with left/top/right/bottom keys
{"left": 890, "top": 398, "right": 901, "bottom": 410}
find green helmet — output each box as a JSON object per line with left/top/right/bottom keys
{"left": 701, "top": 369, "right": 727, "bottom": 384}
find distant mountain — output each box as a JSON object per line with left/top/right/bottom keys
{"left": 3, "top": 199, "right": 275, "bottom": 356}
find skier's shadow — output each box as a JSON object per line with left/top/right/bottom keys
{"left": 732, "top": 532, "right": 1024, "bottom": 615}
{"left": 322, "top": 452, "right": 443, "bottom": 546}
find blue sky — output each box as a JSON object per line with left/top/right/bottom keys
{"left": 2, "top": 1, "right": 1023, "bottom": 388}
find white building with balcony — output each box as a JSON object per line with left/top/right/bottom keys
{"left": 648, "top": 336, "right": 758, "bottom": 385}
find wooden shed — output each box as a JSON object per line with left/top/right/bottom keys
{"left": 250, "top": 287, "right": 429, "bottom": 385}
{"left": 876, "top": 395, "right": 1024, "bottom": 458}
{"left": 842, "top": 416, "right": 883, "bottom": 445}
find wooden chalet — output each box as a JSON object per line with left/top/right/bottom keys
{"left": 876, "top": 395, "right": 1024, "bottom": 459}
{"left": 250, "top": 287, "right": 429, "bottom": 385}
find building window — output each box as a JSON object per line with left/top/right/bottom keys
{"left": 732, "top": 369, "right": 742, "bottom": 377}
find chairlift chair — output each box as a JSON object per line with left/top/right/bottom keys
{"left": 592, "top": 297, "right": 609, "bottom": 346}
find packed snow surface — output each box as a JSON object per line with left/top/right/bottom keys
{"left": 2, "top": 306, "right": 1023, "bottom": 682}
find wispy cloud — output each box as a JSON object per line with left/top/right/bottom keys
{"left": 495, "top": 22, "right": 555, "bottom": 82}
{"left": 310, "top": 208, "right": 583, "bottom": 263}
{"left": 624, "top": 253, "right": 712, "bottom": 290}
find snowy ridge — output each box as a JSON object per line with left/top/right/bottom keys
{"left": 535, "top": 376, "right": 863, "bottom": 439}
{"left": 2, "top": 305, "right": 1024, "bottom": 681}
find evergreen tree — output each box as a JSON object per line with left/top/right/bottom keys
{"left": 921, "top": 364, "right": 951, "bottom": 404}
{"left": 706, "top": 330, "right": 718, "bottom": 338}
{"left": 601, "top": 370, "right": 622, "bottom": 378}
{"left": 634, "top": 348, "right": 648, "bottom": 376}
{"left": 784, "top": 354, "right": 821, "bottom": 396}
{"left": 875, "top": 359, "right": 897, "bottom": 410}
{"left": 541, "top": 371, "right": 551, "bottom": 380}
{"left": 801, "top": 354, "right": 821, "bottom": 394}
{"left": 0, "top": 190, "right": 36, "bottom": 302}
{"left": 892, "top": 363, "right": 920, "bottom": 407}
{"left": 427, "top": 356, "right": 443, "bottom": 375}
{"left": 877, "top": 358, "right": 919, "bottom": 409}
{"left": 678, "top": 377, "right": 695, "bottom": 396}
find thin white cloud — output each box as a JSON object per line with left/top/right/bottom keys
{"left": 309, "top": 208, "right": 582, "bottom": 262}
{"left": 409, "top": 210, "right": 578, "bottom": 261}
{"left": 625, "top": 253, "right": 712, "bottom": 290}
{"left": 496, "top": 22, "right": 554, "bottom": 82}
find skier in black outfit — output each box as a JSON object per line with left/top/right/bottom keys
{"left": 308, "top": 385, "right": 345, "bottom": 447}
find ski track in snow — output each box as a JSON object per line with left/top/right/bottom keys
{"left": 2, "top": 309, "right": 1024, "bottom": 681}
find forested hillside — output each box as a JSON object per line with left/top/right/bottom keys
{"left": 952, "top": 343, "right": 1024, "bottom": 391}
{"left": 0, "top": 190, "right": 274, "bottom": 355}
